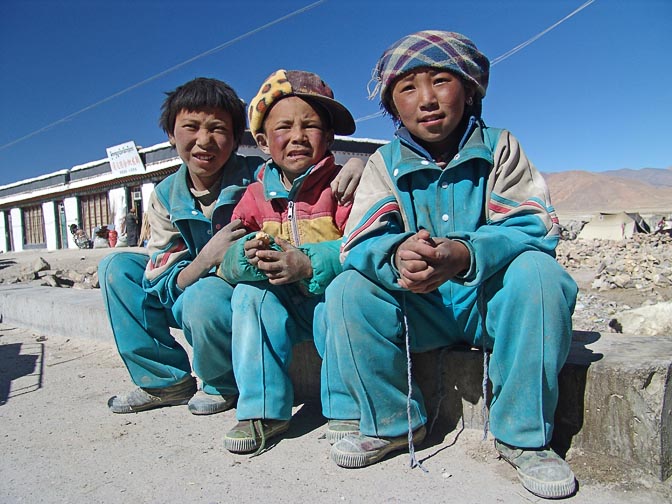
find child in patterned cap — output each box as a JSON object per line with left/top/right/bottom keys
{"left": 218, "top": 69, "right": 357, "bottom": 455}
{"left": 319, "top": 31, "right": 578, "bottom": 500}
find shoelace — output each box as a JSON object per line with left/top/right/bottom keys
{"left": 250, "top": 419, "right": 267, "bottom": 458}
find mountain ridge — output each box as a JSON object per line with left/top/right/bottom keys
{"left": 541, "top": 167, "right": 671, "bottom": 218}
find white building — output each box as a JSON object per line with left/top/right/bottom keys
{"left": 0, "top": 133, "right": 384, "bottom": 252}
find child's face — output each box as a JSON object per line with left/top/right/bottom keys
{"left": 168, "top": 107, "right": 236, "bottom": 191}
{"left": 391, "top": 68, "right": 471, "bottom": 156}
{"left": 256, "top": 96, "right": 333, "bottom": 185}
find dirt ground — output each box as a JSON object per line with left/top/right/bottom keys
{"left": 1, "top": 247, "right": 671, "bottom": 503}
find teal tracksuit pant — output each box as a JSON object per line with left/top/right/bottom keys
{"left": 317, "top": 250, "right": 577, "bottom": 449}
{"left": 231, "top": 282, "right": 319, "bottom": 421}
{"left": 99, "top": 252, "right": 237, "bottom": 395}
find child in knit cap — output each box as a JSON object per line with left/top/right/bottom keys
{"left": 318, "top": 31, "right": 578, "bottom": 500}
{"left": 218, "top": 69, "right": 357, "bottom": 455}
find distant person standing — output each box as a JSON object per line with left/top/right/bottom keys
{"left": 125, "top": 206, "right": 139, "bottom": 247}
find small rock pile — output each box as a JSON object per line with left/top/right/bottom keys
{"left": 556, "top": 232, "right": 672, "bottom": 335}
{"left": 556, "top": 232, "right": 672, "bottom": 291}
{"left": 17, "top": 256, "right": 99, "bottom": 289}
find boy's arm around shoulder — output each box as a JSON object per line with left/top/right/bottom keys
{"left": 330, "top": 156, "right": 366, "bottom": 206}
{"left": 339, "top": 149, "right": 414, "bottom": 290}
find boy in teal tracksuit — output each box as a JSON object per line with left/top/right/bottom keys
{"left": 319, "top": 31, "right": 578, "bottom": 500}
{"left": 102, "top": 77, "right": 258, "bottom": 415}
{"left": 101, "top": 77, "right": 361, "bottom": 416}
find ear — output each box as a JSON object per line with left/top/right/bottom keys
{"left": 255, "top": 132, "right": 271, "bottom": 155}
{"left": 167, "top": 133, "right": 176, "bottom": 147}
{"left": 326, "top": 129, "right": 335, "bottom": 149}
{"left": 464, "top": 82, "right": 477, "bottom": 105}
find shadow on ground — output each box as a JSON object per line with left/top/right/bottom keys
{"left": 0, "top": 340, "right": 43, "bottom": 405}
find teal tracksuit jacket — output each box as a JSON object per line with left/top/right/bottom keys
{"left": 99, "top": 153, "right": 262, "bottom": 394}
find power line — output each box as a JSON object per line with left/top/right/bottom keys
{"left": 0, "top": 0, "right": 326, "bottom": 152}
{"left": 354, "top": 0, "right": 596, "bottom": 124}
{"left": 490, "top": 0, "right": 595, "bottom": 66}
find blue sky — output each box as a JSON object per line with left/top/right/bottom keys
{"left": 0, "top": 0, "right": 670, "bottom": 187}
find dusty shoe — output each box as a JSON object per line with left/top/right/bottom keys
{"left": 331, "top": 425, "right": 426, "bottom": 468}
{"left": 224, "top": 419, "right": 290, "bottom": 455}
{"left": 107, "top": 376, "right": 196, "bottom": 414}
{"left": 495, "top": 440, "right": 576, "bottom": 499}
{"left": 187, "top": 390, "right": 237, "bottom": 415}
{"left": 326, "top": 419, "right": 359, "bottom": 444}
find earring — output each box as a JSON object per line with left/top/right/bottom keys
{"left": 466, "top": 97, "right": 474, "bottom": 106}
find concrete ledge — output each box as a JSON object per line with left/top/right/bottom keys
{"left": 289, "top": 333, "right": 672, "bottom": 481}
{"left": 0, "top": 284, "right": 113, "bottom": 342}
{"left": 556, "top": 331, "right": 672, "bottom": 481}
{"left": 1, "top": 285, "right": 670, "bottom": 480}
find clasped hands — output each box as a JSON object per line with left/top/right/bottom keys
{"left": 244, "top": 235, "right": 312, "bottom": 285}
{"left": 394, "top": 229, "right": 470, "bottom": 294}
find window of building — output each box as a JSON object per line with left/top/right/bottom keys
{"left": 23, "top": 205, "right": 46, "bottom": 247}
{"left": 80, "top": 192, "right": 111, "bottom": 238}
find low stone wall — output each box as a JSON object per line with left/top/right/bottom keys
{"left": 289, "top": 331, "right": 672, "bottom": 481}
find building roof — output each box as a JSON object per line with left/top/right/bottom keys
{"left": 0, "top": 133, "right": 385, "bottom": 209}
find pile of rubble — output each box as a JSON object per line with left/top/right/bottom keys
{"left": 556, "top": 232, "right": 672, "bottom": 291}
{"left": 15, "top": 256, "right": 100, "bottom": 289}
{"left": 556, "top": 232, "right": 672, "bottom": 335}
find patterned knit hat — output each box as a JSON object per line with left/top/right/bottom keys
{"left": 369, "top": 30, "right": 490, "bottom": 109}
{"left": 248, "top": 69, "right": 356, "bottom": 136}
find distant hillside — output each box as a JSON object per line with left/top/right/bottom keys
{"left": 542, "top": 167, "right": 671, "bottom": 217}
{"left": 598, "top": 167, "right": 672, "bottom": 187}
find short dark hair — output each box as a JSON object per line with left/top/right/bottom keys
{"left": 159, "top": 77, "right": 247, "bottom": 147}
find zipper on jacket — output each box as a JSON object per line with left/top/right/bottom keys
{"left": 287, "top": 200, "right": 301, "bottom": 245}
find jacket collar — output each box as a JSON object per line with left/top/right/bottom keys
{"left": 166, "top": 154, "right": 243, "bottom": 220}
{"left": 260, "top": 153, "right": 337, "bottom": 201}
{"left": 393, "top": 117, "right": 493, "bottom": 175}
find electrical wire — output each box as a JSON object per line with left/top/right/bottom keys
{"left": 0, "top": 0, "right": 326, "bottom": 152}
{"left": 490, "top": 0, "right": 595, "bottom": 66}
{"left": 354, "top": 0, "right": 596, "bottom": 123}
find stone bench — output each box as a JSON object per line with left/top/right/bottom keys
{"left": 289, "top": 330, "right": 672, "bottom": 481}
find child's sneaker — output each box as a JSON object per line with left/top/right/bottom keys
{"left": 330, "top": 425, "right": 426, "bottom": 468}
{"left": 326, "top": 419, "right": 359, "bottom": 444}
{"left": 107, "top": 376, "right": 196, "bottom": 413}
{"left": 187, "top": 390, "right": 237, "bottom": 415}
{"left": 495, "top": 439, "right": 576, "bottom": 499}
{"left": 224, "top": 419, "right": 290, "bottom": 454}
